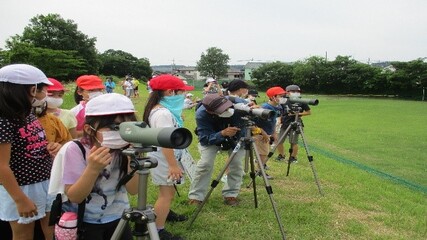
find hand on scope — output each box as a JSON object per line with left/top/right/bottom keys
{"left": 221, "top": 126, "right": 241, "bottom": 137}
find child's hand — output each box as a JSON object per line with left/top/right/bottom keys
{"left": 15, "top": 197, "right": 38, "bottom": 218}
{"left": 87, "top": 146, "right": 112, "bottom": 172}
{"left": 47, "top": 142, "right": 62, "bottom": 158}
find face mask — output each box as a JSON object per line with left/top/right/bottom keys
{"left": 88, "top": 91, "right": 103, "bottom": 100}
{"left": 278, "top": 97, "right": 288, "bottom": 104}
{"left": 46, "top": 97, "right": 64, "bottom": 109}
{"left": 289, "top": 92, "right": 301, "bottom": 98}
{"left": 32, "top": 94, "right": 47, "bottom": 107}
{"left": 100, "top": 131, "right": 129, "bottom": 149}
{"left": 249, "top": 96, "right": 256, "bottom": 101}
{"left": 218, "top": 108, "right": 235, "bottom": 118}
{"left": 160, "top": 94, "right": 185, "bottom": 127}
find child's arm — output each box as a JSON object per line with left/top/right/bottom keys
{"left": 0, "top": 143, "right": 38, "bottom": 218}
{"left": 64, "top": 146, "right": 112, "bottom": 203}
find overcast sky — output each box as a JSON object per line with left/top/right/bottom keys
{"left": 1, "top": 0, "right": 426, "bottom": 66}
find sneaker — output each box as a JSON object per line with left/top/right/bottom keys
{"left": 223, "top": 197, "right": 239, "bottom": 206}
{"left": 158, "top": 229, "right": 184, "bottom": 240}
{"left": 221, "top": 174, "right": 228, "bottom": 183}
{"left": 166, "top": 210, "right": 187, "bottom": 222}
{"left": 289, "top": 157, "right": 298, "bottom": 164}
{"left": 276, "top": 154, "right": 286, "bottom": 161}
{"left": 188, "top": 199, "right": 202, "bottom": 206}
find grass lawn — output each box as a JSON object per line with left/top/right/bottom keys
{"left": 62, "top": 84, "right": 426, "bottom": 240}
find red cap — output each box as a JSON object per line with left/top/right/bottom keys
{"left": 266, "top": 86, "right": 286, "bottom": 98}
{"left": 149, "top": 74, "right": 194, "bottom": 91}
{"left": 76, "top": 75, "right": 105, "bottom": 90}
{"left": 47, "top": 78, "right": 67, "bottom": 92}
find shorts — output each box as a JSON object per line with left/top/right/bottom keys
{"left": 149, "top": 150, "right": 185, "bottom": 186}
{"left": 0, "top": 180, "right": 54, "bottom": 224}
{"left": 279, "top": 126, "right": 300, "bottom": 144}
{"left": 253, "top": 135, "right": 270, "bottom": 156}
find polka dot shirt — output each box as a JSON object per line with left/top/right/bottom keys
{"left": 0, "top": 113, "right": 52, "bottom": 186}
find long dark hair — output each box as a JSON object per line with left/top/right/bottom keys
{"left": 74, "top": 87, "right": 84, "bottom": 104}
{"left": 0, "top": 82, "right": 33, "bottom": 122}
{"left": 142, "top": 90, "right": 164, "bottom": 127}
{"left": 84, "top": 113, "right": 137, "bottom": 180}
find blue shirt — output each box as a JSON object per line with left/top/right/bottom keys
{"left": 255, "top": 103, "right": 283, "bottom": 135}
{"left": 195, "top": 96, "right": 247, "bottom": 146}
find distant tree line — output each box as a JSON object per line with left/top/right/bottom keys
{"left": 0, "top": 14, "right": 152, "bottom": 81}
{"left": 251, "top": 56, "right": 427, "bottom": 99}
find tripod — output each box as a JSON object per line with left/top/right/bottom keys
{"left": 111, "top": 147, "right": 160, "bottom": 240}
{"left": 268, "top": 105, "right": 324, "bottom": 196}
{"left": 188, "top": 117, "right": 286, "bottom": 240}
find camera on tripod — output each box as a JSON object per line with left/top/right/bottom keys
{"left": 119, "top": 121, "right": 193, "bottom": 149}
{"left": 233, "top": 103, "right": 274, "bottom": 119}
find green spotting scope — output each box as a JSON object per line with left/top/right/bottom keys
{"left": 119, "top": 122, "right": 192, "bottom": 149}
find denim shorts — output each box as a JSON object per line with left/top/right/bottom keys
{"left": 0, "top": 180, "right": 54, "bottom": 224}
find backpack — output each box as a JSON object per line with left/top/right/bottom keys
{"left": 48, "top": 140, "right": 87, "bottom": 240}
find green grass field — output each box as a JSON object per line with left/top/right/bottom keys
{"left": 62, "top": 84, "right": 427, "bottom": 240}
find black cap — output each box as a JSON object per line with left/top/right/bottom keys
{"left": 248, "top": 89, "right": 259, "bottom": 97}
{"left": 227, "top": 79, "right": 248, "bottom": 92}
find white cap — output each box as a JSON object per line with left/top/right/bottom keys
{"left": 86, "top": 93, "right": 136, "bottom": 116}
{"left": 206, "top": 77, "right": 216, "bottom": 83}
{"left": 0, "top": 64, "right": 52, "bottom": 85}
{"left": 186, "top": 93, "right": 193, "bottom": 97}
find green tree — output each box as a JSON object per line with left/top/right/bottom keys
{"left": 6, "top": 13, "right": 99, "bottom": 74}
{"left": 251, "top": 61, "right": 294, "bottom": 90}
{"left": 293, "top": 56, "right": 328, "bottom": 93}
{"left": 99, "top": 49, "right": 152, "bottom": 80}
{"left": 196, "top": 47, "right": 230, "bottom": 79}
{"left": 6, "top": 42, "right": 86, "bottom": 80}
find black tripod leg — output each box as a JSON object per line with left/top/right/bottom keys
{"left": 188, "top": 140, "right": 243, "bottom": 228}
{"left": 297, "top": 125, "right": 324, "bottom": 196}
{"left": 252, "top": 142, "right": 287, "bottom": 240}
{"left": 285, "top": 147, "right": 292, "bottom": 177}
{"left": 247, "top": 146, "right": 258, "bottom": 207}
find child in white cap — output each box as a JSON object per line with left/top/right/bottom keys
{"left": 53, "top": 93, "right": 138, "bottom": 239}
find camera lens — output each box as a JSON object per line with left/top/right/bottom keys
{"left": 171, "top": 130, "right": 185, "bottom": 146}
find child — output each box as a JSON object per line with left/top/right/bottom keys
{"left": 253, "top": 87, "right": 287, "bottom": 179}
{"left": 33, "top": 78, "right": 73, "bottom": 149}
{"left": 0, "top": 64, "right": 55, "bottom": 239}
{"left": 46, "top": 78, "right": 78, "bottom": 139}
{"left": 143, "top": 74, "right": 194, "bottom": 240}
{"left": 57, "top": 93, "right": 139, "bottom": 239}
{"left": 70, "top": 75, "right": 105, "bottom": 138}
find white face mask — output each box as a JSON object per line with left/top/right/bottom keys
{"left": 218, "top": 108, "right": 235, "bottom": 118}
{"left": 32, "top": 94, "right": 47, "bottom": 107}
{"left": 100, "top": 131, "right": 129, "bottom": 149}
{"left": 88, "top": 91, "right": 103, "bottom": 100}
{"left": 289, "top": 92, "right": 301, "bottom": 98}
{"left": 278, "top": 97, "right": 288, "bottom": 104}
{"left": 248, "top": 96, "right": 256, "bottom": 101}
{"left": 46, "top": 97, "right": 64, "bottom": 109}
